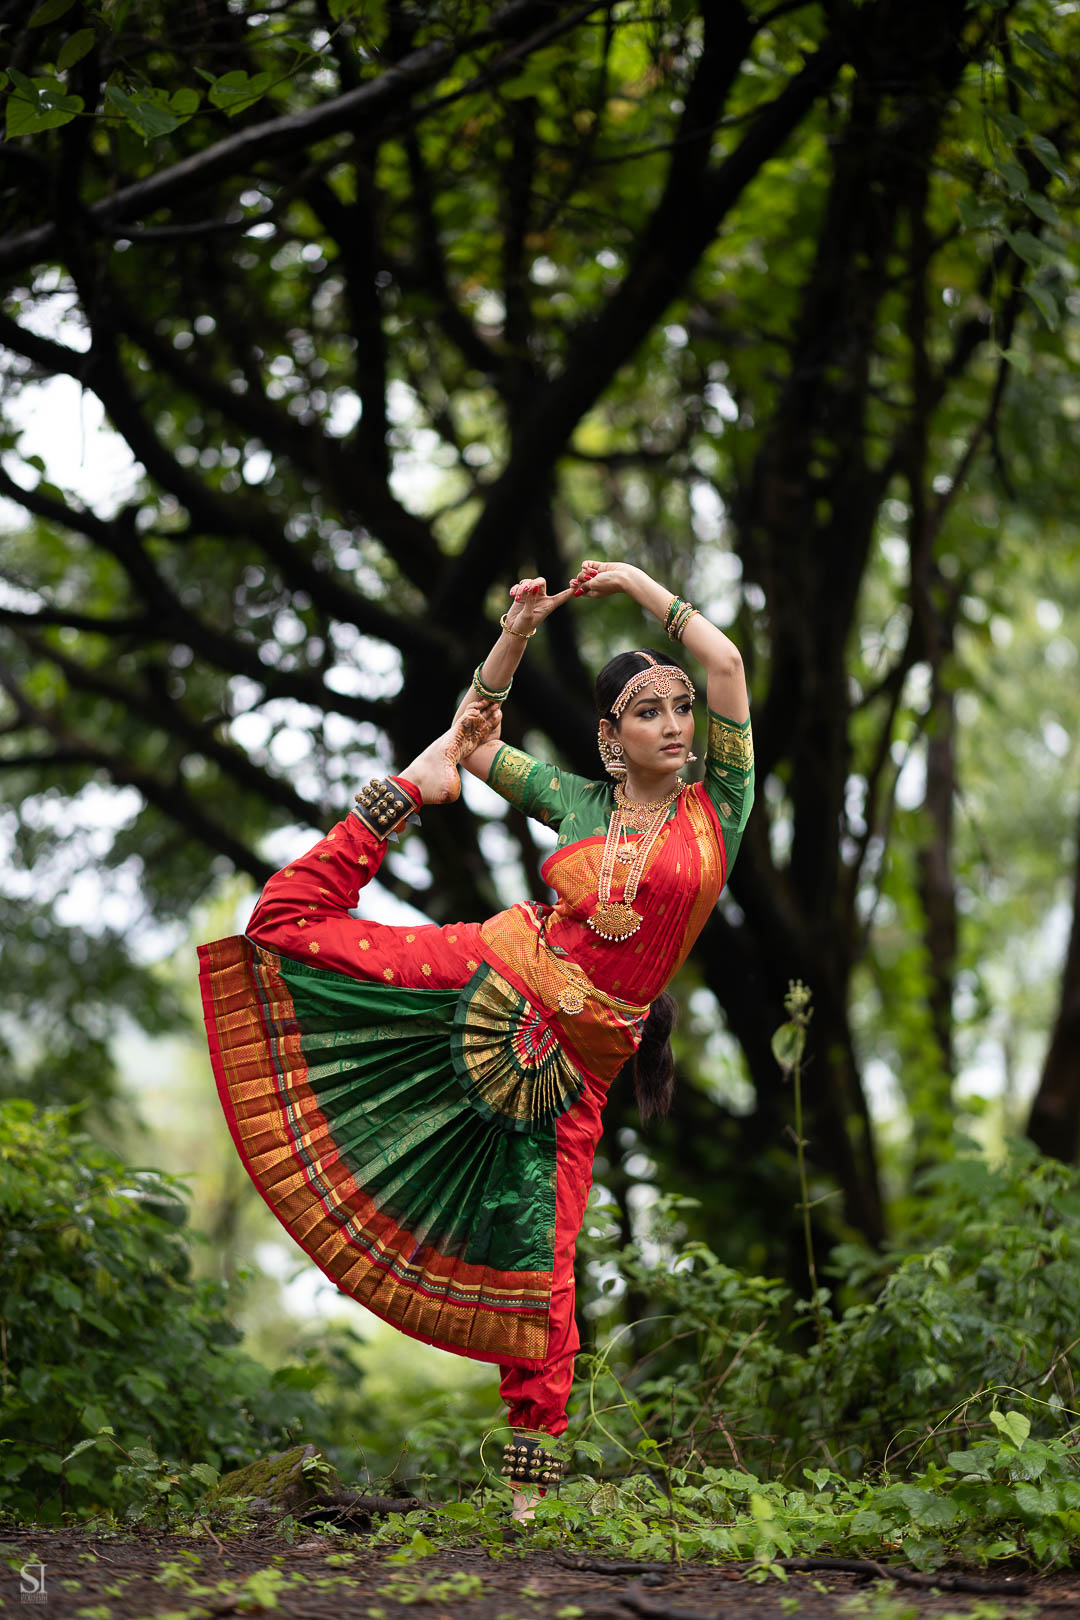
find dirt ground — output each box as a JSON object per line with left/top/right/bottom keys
{"left": 1, "top": 1526, "right": 1075, "bottom": 1620}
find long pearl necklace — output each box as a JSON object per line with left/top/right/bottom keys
{"left": 587, "top": 780, "right": 685, "bottom": 942}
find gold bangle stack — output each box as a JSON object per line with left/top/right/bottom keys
{"left": 472, "top": 665, "right": 512, "bottom": 702}
{"left": 664, "top": 595, "right": 699, "bottom": 643}
{"left": 500, "top": 611, "right": 536, "bottom": 640}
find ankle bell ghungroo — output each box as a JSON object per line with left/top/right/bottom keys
{"left": 501, "top": 1434, "right": 567, "bottom": 1487}
{"left": 352, "top": 777, "right": 420, "bottom": 840}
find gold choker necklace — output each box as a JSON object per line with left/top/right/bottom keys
{"left": 588, "top": 780, "right": 685, "bottom": 942}
{"left": 613, "top": 781, "right": 685, "bottom": 819}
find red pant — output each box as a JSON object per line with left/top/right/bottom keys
{"left": 245, "top": 804, "right": 607, "bottom": 1437}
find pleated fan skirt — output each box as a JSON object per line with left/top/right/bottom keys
{"left": 197, "top": 935, "right": 589, "bottom": 1367}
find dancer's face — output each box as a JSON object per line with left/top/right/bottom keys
{"left": 603, "top": 684, "right": 695, "bottom": 775}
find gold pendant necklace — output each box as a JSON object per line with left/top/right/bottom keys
{"left": 588, "top": 780, "right": 685, "bottom": 942}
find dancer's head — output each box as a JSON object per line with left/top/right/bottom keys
{"left": 594, "top": 650, "right": 695, "bottom": 779}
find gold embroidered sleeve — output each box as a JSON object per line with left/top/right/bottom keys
{"left": 704, "top": 710, "right": 755, "bottom": 878}
{"left": 487, "top": 744, "right": 541, "bottom": 814}
{"left": 488, "top": 744, "right": 610, "bottom": 837}
{"left": 707, "top": 713, "right": 755, "bottom": 773}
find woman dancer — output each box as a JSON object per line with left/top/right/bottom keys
{"left": 198, "top": 559, "right": 752, "bottom": 1519}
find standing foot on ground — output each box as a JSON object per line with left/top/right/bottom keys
{"left": 511, "top": 1489, "right": 541, "bottom": 1523}
{"left": 401, "top": 702, "right": 502, "bottom": 805}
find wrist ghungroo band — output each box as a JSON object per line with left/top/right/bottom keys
{"left": 500, "top": 1433, "right": 568, "bottom": 1487}
{"left": 352, "top": 777, "right": 420, "bottom": 840}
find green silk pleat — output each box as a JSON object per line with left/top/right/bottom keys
{"left": 276, "top": 955, "right": 557, "bottom": 1273}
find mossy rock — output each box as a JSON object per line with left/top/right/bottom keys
{"left": 202, "top": 1443, "right": 341, "bottom": 1518}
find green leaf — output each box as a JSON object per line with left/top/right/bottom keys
{"left": 47, "top": 1275, "right": 82, "bottom": 1310}
{"left": 8, "top": 67, "right": 39, "bottom": 97}
{"left": 57, "top": 28, "right": 96, "bottom": 71}
{"left": 957, "top": 196, "right": 1002, "bottom": 231}
{"left": 188, "top": 1462, "right": 219, "bottom": 1488}
{"left": 169, "top": 87, "right": 201, "bottom": 116}
{"left": 771, "top": 1021, "right": 805, "bottom": 1074}
{"left": 207, "top": 70, "right": 272, "bottom": 115}
{"left": 996, "top": 348, "right": 1031, "bottom": 375}
{"left": 1023, "top": 192, "right": 1060, "bottom": 227}
{"left": 29, "top": 0, "right": 76, "bottom": 24}
{"left": 990, "top": 1408, "right": 1031, "bottom": 1449}
{"left": 6, "top": 78, "right": 83, "bottom": 137}
{"left": 1027, "top": 134, "right": 1069, "bottom": 183}
{"left": 81, "top": 1307, "right": 120, "bottom": 1338}
{"left": 1016, "top": 29, "right": 1061, "bottom": 65}
{"left": 1004, "top": 62, "right": 1038, "bottom": 96}
{"left": 105, "top": 83, "right": 178, "bottom": 140}
{"left": 887, "top": 1484, "right": 958, "bottom": 1527}
{"left": 1024, "top": 284, "right": 1060, "bottom": 331}
{"left": 1013, "top": 1480, "right": 1049, "bottom": 1515}
{"left": 987, "top": 108, "right": 1027, "bottom": 144}
{"left": 61, "top": 1437, "right": 100, "bottom": 1464}
{"left": 1005, "top": 229, "right": 1048, "bottom": 267}
{"left": 998, "top": 159, "right": 1029, "bottom": 193}
{"left": 947, "top": 1448, "right": 992, "bottom": 1474}
{"left": 573, "top": 1439, "right": 605, "bottom": 1463}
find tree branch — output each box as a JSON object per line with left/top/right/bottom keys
{"left": 0, "top": 0, "right": 611, "bottom": 274}
{"left": 438, "top": 25, "right": 843, "bottom": 617}
{"left": 10, "top": 625, "right": 335, "bottom": 829}
{"left": 0, "top": 665, "right": 272, "bottom": 882}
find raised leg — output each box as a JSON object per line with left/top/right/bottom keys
{"left": 399, "top": 700, "right": 502, "bottom": 805}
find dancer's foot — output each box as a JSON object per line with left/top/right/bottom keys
{"left": 401, "top": 702, "right": 502, "bottom": 805}
{"left": 511, "top": 1489, "right": 541, "bottom": 1523}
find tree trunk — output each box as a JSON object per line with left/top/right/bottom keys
{"left": 1027, "top": 804, "right": 1080, "bottom": 1162}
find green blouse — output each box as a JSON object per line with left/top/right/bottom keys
{"left": 487, "top": 710, "right": 754, "bottom": 876}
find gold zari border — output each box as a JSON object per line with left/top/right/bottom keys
{"left": 488, "top": 745, "right": 538, "bottom": 812}
{"left": 708, "top": 714, "right": 754, "bottom": 772}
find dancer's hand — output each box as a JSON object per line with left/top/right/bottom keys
{"left": 504, "top": 576, "right": 573, "bottom": 636}
{"left": 569, "top": 560, "right": 647, "bottom": 598}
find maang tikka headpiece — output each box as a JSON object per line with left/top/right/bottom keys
{"left": 597, "top": 653, "right": 697, "bottom": 776}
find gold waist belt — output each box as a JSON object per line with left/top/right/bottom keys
{"left": 541, "top": 941, "right": 651, "bottom": 1020}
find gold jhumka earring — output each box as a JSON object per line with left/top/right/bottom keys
{"left": 597, "top": 725, "right": 627, "bottom": 777}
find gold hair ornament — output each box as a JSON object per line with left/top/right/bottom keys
{"left": 609, "top": 652, "right": 695, "bottom": 719}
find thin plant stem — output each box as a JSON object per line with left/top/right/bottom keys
{"left": 792, "top": 1050, "right": 826, "bottom": 1351}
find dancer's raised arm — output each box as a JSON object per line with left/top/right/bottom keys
{"left": 569, "top": 560, "right": 749, "bottom": 723}
{"left": 456, "top": 576, "right": 572, "bottom": 780}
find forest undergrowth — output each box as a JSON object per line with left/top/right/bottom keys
{"left": 2, "top": 987, "right": 1079, "bottom": 1574}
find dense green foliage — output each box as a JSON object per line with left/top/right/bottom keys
{"left": 4, "top": 1096, "right": 1079, "bottom": 1571}
{"left": 0, "top": 1100, "right": 325, "bottom": 1523}
{"left": 575, "top": 1145, "right": 1080, "bottom": 1476}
